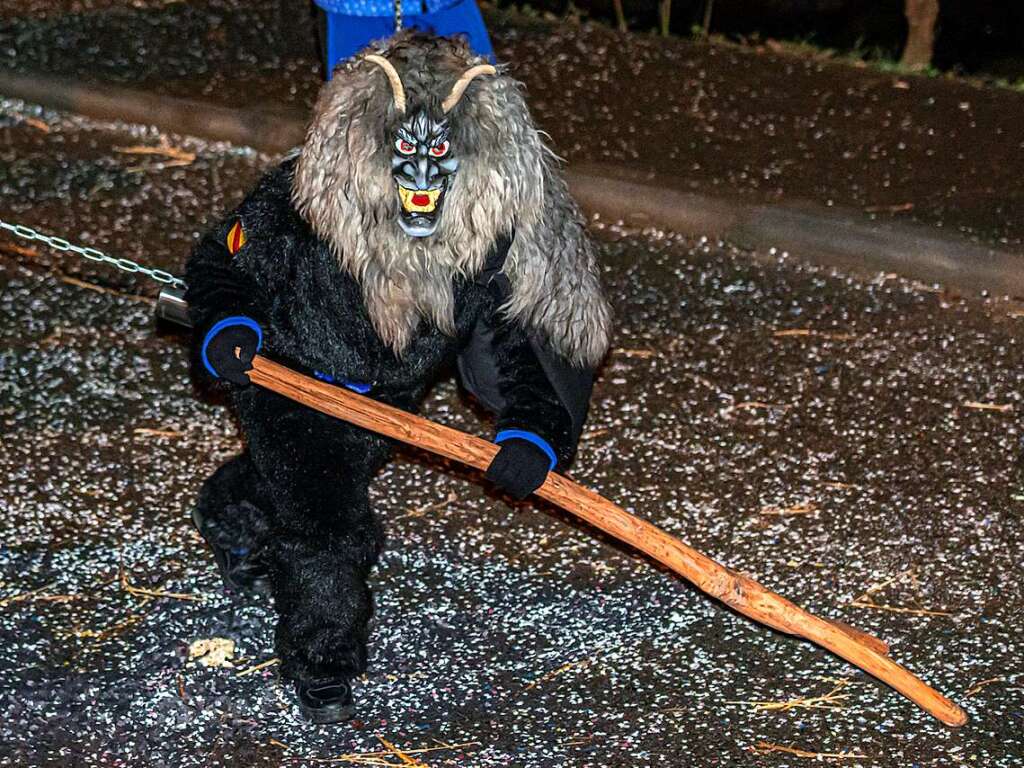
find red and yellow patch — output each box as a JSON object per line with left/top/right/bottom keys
{"left": 226, "top": 221, "right": 247, "bottom": 255}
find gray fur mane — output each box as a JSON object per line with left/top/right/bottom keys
{"left": 292, "top": 32, "right": 611, "bottom": 367}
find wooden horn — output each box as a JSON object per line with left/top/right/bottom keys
{"left": 442, "top": 64, "right": 497, "bottom": 113}
{"left": 364, "top": 54, "right": 406, "bottom": 114}
{"left": 244, "top": 353, "right": 968, "bottom": 728}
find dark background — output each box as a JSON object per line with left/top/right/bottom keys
{"left": 501, "top": 0, "right": 1024, "bottom": 78}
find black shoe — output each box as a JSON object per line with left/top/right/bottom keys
{"left": 294, "top": 677, "right": 356, "bottom": 724}
{"left": 191, "top": 505, "right": 271, "bottom": 595}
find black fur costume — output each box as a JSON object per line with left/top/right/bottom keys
{"left": 186, "top": 34, "right": 610, "bottom": 696}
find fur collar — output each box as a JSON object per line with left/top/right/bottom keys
{"left": 292, "top": 33, "right": 610, "bottom": 367}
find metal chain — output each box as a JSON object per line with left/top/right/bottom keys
{"left": 0, "top": 217, "right": 186, "bottom": 289}
{"left": 394, "top": 0, "right": 402, "bottom": 32}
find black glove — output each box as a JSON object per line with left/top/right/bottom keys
{"left": 200, "top": 316, "right": 262, "bottom": 385}
{"left": 485, "top": 432, "right": 556, "bottom": 500}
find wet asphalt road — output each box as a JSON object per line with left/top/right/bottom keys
{"left": 1, "top": 101, "right": 1023, "bottom": 766}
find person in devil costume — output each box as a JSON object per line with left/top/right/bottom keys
{"left": 186, "top": 32, "right": 611, "bottom": 723}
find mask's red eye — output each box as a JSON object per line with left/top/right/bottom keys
{"left": 429, "top": 141, "right": 450, "bottom": 158}
{"left": 395, "top": 139, "right": 416, "bottom": 155}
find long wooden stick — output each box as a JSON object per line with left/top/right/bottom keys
{"left": 247, "top": 354, "right": 967, "bottom": 727}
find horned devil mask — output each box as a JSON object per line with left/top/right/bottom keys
{"left": 292, "top": 33, "right": 611, "bottom": 366}
{"left": 364, "top": 54, "right": 494, "bottom": 237}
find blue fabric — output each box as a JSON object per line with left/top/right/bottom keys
{"left": 494, "top": 429, "right": 557, "bottom": 471}
{"left": 315, "top": 0, "right": 455, "bottom": 16}
{"left": 201, "top": 316, "right": 263, "bottom": 379}
{"left": 314, "top": 371, "right": 372, "bottom": 394}
{"left": 320, "top": 0, "right": 494, "bottom": 75}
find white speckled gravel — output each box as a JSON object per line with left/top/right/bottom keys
{"left": 1, "top": 102, "right": 1022, "bottom": 767}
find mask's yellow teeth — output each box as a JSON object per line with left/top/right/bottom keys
{"left": 398, "top": 187, "right": 441, "bottom": 213}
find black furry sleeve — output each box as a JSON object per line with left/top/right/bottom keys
{"left": 484, "top": 290, "right": 583, "bottom": 468}
{"left": 184, "top": 216, "right": 271, "bottom": 383}
{"left": 185, "top": 225, "right": 267, "bottom": 326}
{"left": 184, "top": 162, "right": 303, "bottom": 383}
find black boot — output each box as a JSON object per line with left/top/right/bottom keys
{"left": 294, "top": 677, "right": 356, "bottom": 724}
{"left": 192, "top": 503, "right": 271, "bottom": 595}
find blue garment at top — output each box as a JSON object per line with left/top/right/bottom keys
{"left": 316, "top": 0, "right": 456, "bottom": 15}
{"left": 315, "top": 0, "right": 494, "bottom": 75}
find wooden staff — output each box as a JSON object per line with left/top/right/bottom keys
{"left": 246, "top": 354, "right": 967, "bottom": 727}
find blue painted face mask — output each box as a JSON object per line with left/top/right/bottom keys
{"left": 362, "top": 55, "right": 496, "bottom": 238}
{"left": 390, "top": 110, "right": 459, "bottom": 238}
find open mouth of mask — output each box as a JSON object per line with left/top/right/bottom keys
{"left": 398, "top": 186, "right": 442, "bottom": 214}
{"left": 395, "top": 182, "right": 447, "bottom": 236}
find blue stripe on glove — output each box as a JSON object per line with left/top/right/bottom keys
{"left": 201, "top": 316, "right": 263, "bottom": 378}
{"left": 494, "top": 429, "right": 557, "bottom": 471}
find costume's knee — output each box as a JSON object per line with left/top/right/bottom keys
{"left": 268, "top": 521, "right": 382, "bottom": 601}
{"left": 264, "top": 471, "right": 383, "bottom": 544}
{"left": 195, "top": 453, "right": 272, "bottom": 545}
{"left": 196, "top": 453, "right": 254, "bottom": 513}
